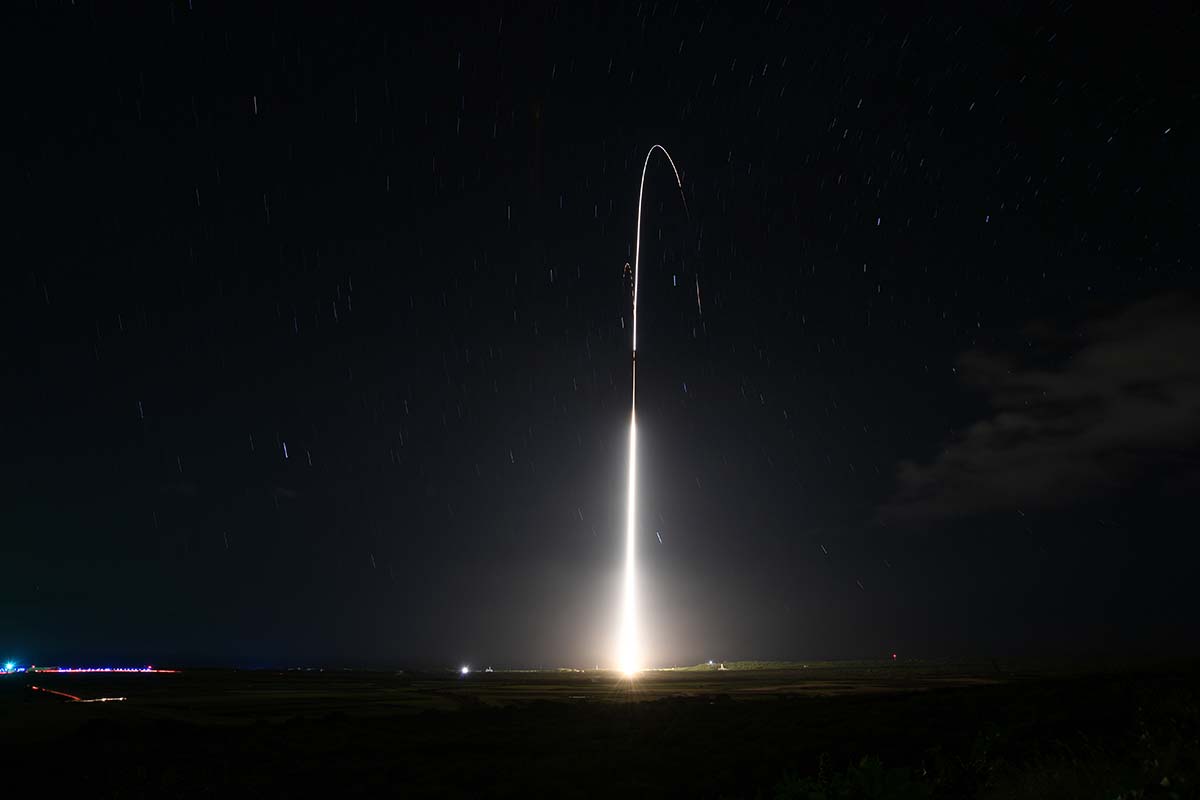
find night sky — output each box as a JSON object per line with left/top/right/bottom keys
{"left": 6, "top": 3, "right": 1198, "bottom": 669}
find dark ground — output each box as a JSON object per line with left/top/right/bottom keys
{"left": 2, "top": 661, "right": 1196, "bottom": 798}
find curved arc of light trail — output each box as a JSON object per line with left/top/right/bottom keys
{"left": 619, "top": 144, "right": 686, "bottom": 676}
{"left": 631, "top": 144, "right": 686, "bottom": 361}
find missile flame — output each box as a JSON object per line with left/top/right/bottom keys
{"left": 617, "top": 145, "right": 686, "bottom": 677}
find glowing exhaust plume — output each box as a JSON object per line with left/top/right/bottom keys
{"left": 618, "top": 416, "right": 638, "bottom": 675}
{"left": 617, "top": 145, "right": 686, "bottom": 677}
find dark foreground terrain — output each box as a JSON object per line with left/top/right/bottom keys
{"left": 2, "top": 660, "right": 1196, "bottom": 798}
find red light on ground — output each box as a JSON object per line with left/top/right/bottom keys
{"left": 29, "top": 685, "right": 82, "bottom": 702}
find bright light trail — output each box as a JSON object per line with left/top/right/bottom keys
{"left": 617, "top": 145, "right": 687, "bottom": 677}
{"left": 76, "top": 696, "right": 128, "bottom": 703}
{"left": 29, "top": 685, "right": 127, "bottom": 703}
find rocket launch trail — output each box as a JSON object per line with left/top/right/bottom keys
{"left": 617, "top": 145, "right": 686, "bottom": 676}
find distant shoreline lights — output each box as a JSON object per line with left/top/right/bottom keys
{"left": 1, "top": 665, "right": 179, "bottom": 674}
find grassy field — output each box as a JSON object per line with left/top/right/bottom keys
{"left": 2, "top": 660, "right": 1196, "bottom": 797}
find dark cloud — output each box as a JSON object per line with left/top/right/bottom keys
{"left": 882, "top": 294, "right": 1200, "bottom": 523}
